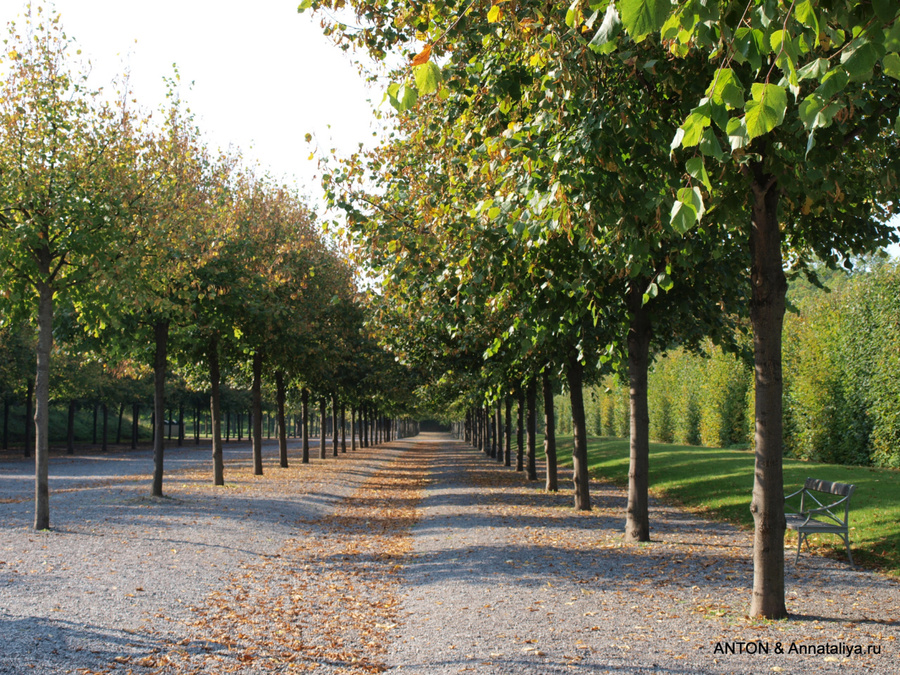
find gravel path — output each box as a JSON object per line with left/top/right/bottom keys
{"left": 1, "top": 433, "right": 898, "bottom": 674}
{"left": 386, "top": 434, "right": 900, "bottom": 675}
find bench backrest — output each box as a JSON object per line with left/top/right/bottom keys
{"left": 804, "top": 477, "right": 854, "bottom": 497}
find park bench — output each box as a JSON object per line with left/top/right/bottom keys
{"left": 785, "top": 478, "right": 855, "bottom": 565}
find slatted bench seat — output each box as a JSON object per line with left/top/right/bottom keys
{"left": 785, "top": 478, "right": 855, "bottom": 565}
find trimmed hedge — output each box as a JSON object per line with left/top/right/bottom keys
{"left": 586, "top": 260, "right": 900, "bottom": 468}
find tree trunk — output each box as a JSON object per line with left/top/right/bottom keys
{"left": 332, "top": 395, "right": 339, "bottom": 457}
{"left": 495, "top": 404, "right": 503, "bottom": 464}
{"left": 132, "top": 403, "right": 139, "bottom": 449}
{"left": 363, "top": 404, "right": 370, "bottom": 448}
{"left": 567, "top": 354, "right": 591, "bottom": 511}
{"left": 33, "top": 280, "right": 53, "bottom": 530}
{"left": 516, "top": 391, "right": 525, "bottom": 472}
{"left": 2, "top": 397, "right": 8, "bottom": 450}
{"left": 177, "top": 403, "right": 184, "bottom": 447}
{"left": 151, "top": 320, "right": 169, "bottom": 498}
{"left": 91, "top": 402, "right": 98, "bottom": 447}
{"left": 251, "top": 351, "right": 263, "bottom": 476}
{"left": 542, "top": 371, "right": 558, "bottom": 492}
{"left": 341, "top": 403, "right": 347, "bottom": 453}
{"left": 748, "top": 165, "right": 788, "bottom": 619}
{"left": 115, "top": 403, "right": 124, "bottom": 445}
{"left": 276, "top": 371, "right": 288, "bottom": 468}
{"left": 526, "top": 381, "right": 538, "bottom": 480}
{"left": 194, "top": 404, "right": 200, "bottom": 445}
{"left": 625, "top": 283, "right": 652, "bottom": 542}
{"left": 101, "top": 403, "right": 109, "bottom": 453}
{"left": 319, "top": 397, "right": 327, "bottom": 459}
{"left": 504, "top": 398, "right": 512, "bottom": 467}
{"left": 301, "top": 388, "right": 310, "bottom": 463}
{"left": 67, "top": 400, "right": 76, "bottom": 455}
{"left": 24, "top": 379, "right": 34, "bottom": 458}
{"left": 351, "top": 406, "right": 357, "bottom": 451}
{"left": 209, "top": 336, "right": 224, "bottom": 486}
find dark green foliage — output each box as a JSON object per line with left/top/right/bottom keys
{"left": 604, "top": 261, "right": 900, "bottom": 467}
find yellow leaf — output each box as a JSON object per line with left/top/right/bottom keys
{"left": 411, "top": 44, "right": 432, "bottom": 67}
{"left": 488, "top": 5, "right": 502, "bottom": 22}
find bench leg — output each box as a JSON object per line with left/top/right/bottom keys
{"left": 796, "top": 533, "right": 804, "bottom": 564}
{"left": 843, "top": 533, "right": 854, "bottom": 566}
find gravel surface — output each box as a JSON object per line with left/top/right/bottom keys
{"left": 1, "top": 433, "right": 898, "bottom": 674}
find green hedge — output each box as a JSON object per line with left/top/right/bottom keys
{"left": 587, "top": 261, "right": 900, "bottom": 468}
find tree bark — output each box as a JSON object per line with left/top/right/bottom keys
{"left": 25, "top": 379, "right": 34, "bottom": 458}
{"left": 132, "top": 403, "right": 139, "bottom": 449}
{"left": 115, "top": 403, "right": 124, "bottom": 445}
{"left": 251, "top": 351, "right": 263, "bottom": 475}
{"left": 276, "top": 371, "right": 288, "bottom": 468}
{"left": 209, "top": 336, "right": 224, "bottom": 486}
{"left": 2, "top": 397, "right": 8, "bottom": 450}
{"left": 516, "top": 391, "right": 525, "bottom": 472}
{"left": 748, "top": 164, "right": 788, "bottom": 619}
{"left": 319, "top": 397, "right": 327, "bottom": 459}
{"left": 542, "top": 371, "right": 558, "bottom": 491}
{"left": 67, "top": 400, "right": 76, "bottom": 455}
{"left": 332, "top": 394, "right": 339, "bottom": 457}
{"left": 526, "top": 380, "right": 538, "bottom": 481}
{"left": 151, "top": 320, "right": 169, "bottom": 497}
{"left": 567, "top": 354, "right": 591, "bottom": 511}
{"left": 495, "top": 404, "right": 504, "bottom": 464}
{"left": 101, "top": 403, "right": 109, "bottom": 453}
{"left": 91, "top": 402, "right": 97, "bottom": 447}
{"left": 33, "top": 281, "right": 52, "bottom": 529}
{"left": 351, "top": 406, "right": 357, "bottom": 451}
{"left": 504, "top": 398, "right": 512, "bottom": 467}
{"left": 625, "top": 283, "right": 652, "bottom": 542}
{"left": 301, "top": 388, "right": 310, "bottom": 463}
{"left": 341, "top": 403, "right": 347, "bottom": 453}
{"left": 177, "top": 403, "right": 184, "bottom": 447}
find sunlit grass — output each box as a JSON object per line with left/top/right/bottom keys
{"left": 550, "top": 435, "right": 900, "bottom": 576}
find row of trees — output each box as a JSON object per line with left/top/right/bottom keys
{"left": 303, "top": 0, "right": 900, "bottom": 618}
{"left": 0, "top": 6, "right": 419, "bottom": 531}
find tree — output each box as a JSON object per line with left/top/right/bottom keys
{"left": 0, "top": 7, "right": 134, "bottom": 529}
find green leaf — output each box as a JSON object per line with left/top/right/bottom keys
{"left": 398, "top": 85, "right": 418, "bottom": 112}
{"left": 699, "top": 127, "right": 725, "bottom": 160}
{"left": 619, "top": 0, "right": 672, "bottom": 42}
{"left": 744, "top": 83, "right": 787, "bottom": 139}
{"left": 590, "top": 4, "right": 622, "bottom": 47}
{"left": 678, "top": 186, "right": 705, "bottom": 221}
{"left": 685, "top": 156, "right": 712, "bottom": 191}
{"left": 797, "top": 58, "right": 829, "bottom": 81}
{"left": 705, "top": 68, "right": 744, "bottom": 109}
{"left": 815, "top": 67, "right": 849, "bottom": 100}
{"left": 841, "top": 39, "right": 878, "bottom": 81}
{"left": 734, "top": 28, "right": 765, "bottom": 72}
{"left": 872, "top": 0, "right": 897, "bottom": 23}
{"left": 679, "top": 105, "right": 711, "bottom": 148}
{"left": 794, "top": 0, "right": 819, "bottom": 34}
{"left": 414, "top": 62, "right": 442, "bottom": 95}
{"left": 670, "top": 198, "right": 696, "bottom": 234}
{"left": 883, "top": 53, "right": 900, "bottom": 80}
{"left": 726, "top": 117, "right": 748, "bottom": 151}
{"left": 298, "top": 0, "right": 313, "bottom": 12}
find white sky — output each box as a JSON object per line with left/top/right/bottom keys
{"left": 0, "top": 0, "right": 379, "bottom": 205}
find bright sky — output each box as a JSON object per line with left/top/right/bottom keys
{"left": 0, "top": 0, "right": 378, "bottom": 204}
{"left": 2, "top": 0, "right": 897, "bottom": 254}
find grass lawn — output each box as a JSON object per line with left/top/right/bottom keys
{"left": 550, "top": 435, "right": 900, "bottom": 576}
